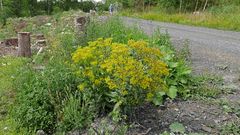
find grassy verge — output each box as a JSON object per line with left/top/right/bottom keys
{"left": 121, "top": 10, "right": 240, "bottom": 31}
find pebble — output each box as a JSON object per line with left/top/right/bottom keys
{"left": 36, "top": 130, "right": 46, "bottom": 135}
{"left": 202, "top": 125, "right": 212, "bottom": 133}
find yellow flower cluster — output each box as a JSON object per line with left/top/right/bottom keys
{"left": 72, "top": 38, "right": 169, "bottom": 101}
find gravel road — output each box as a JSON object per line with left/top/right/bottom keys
{"left": 122, "top": 17, "right": 240, "bottom": 76}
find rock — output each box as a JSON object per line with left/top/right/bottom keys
{"left": 36, "top": 34, "right": 45, "bottom": 40}
{"left": 36, "top": 40, "right": 46, "bottom": 46}
{"left": 90, "top": 10, "right": 97, "bottom": 16}
{"left": 45, "top": 23, "right": 52, "bottom": 26}
{"left": 202, "top": 125, "right": 212, "bottom": 133}
{"left": 36, "top": 130, "right": 46, "bottom": 135}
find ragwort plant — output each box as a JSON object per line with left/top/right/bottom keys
{"left": 72, "top": 38, "right": 169, "bottom": 120}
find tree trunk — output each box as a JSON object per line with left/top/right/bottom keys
{"left": 0, "top": 0, "right": 3, "bottom": 11}
{"left": 194, "top": 0, "right": 199, "bottom": 12}
{"left": 203, "top": 0, "right": 208, "bottom": 12}
{"left": 179, "top": 0, "right": 183, "bottom": 12}
{"left": 18, "top": 32, "right": 31, "bottom": 57}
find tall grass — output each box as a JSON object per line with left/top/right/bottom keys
{"left": 121, "top": 5, "right": 240, "bottom": 31}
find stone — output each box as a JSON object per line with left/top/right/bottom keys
{"left": 36, "top": 130, "right": 46, "bottom": 135}
{"left": 202, "top": 125, "right": 212, "bottom": 133}
{"left": 90, "top": 10, "right": 96, "bottom": 16}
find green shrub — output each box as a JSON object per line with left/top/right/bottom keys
{"left": 72, "top": 38, "right": 169, "bottom": 120}
{"left": 58, "top": 94, "right": 95, "bottom": 132}
{"left": 151, "top": 32, "right": 192, "bottom": 99}
{"left": 13, "top": 60, "right": 82, "bottom": 133}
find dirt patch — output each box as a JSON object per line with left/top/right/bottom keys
{"left": 128, "top": 99, "right": 238, "bottom": 134}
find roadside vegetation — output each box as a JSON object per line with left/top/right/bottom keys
{"left": 119, "top": 0, "right": 240, "bottom": 31}
{"left": 0, "top": 0, "right": 240, "bottom": 134}
{"left": 0, "top": 11, "right": 201, "bottom": 134}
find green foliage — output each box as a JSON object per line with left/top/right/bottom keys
{"left": 190, "top": 74, "right": 223, "bottom": 98}
{"left": 169, "top": 122, "right": 186, "bottom": 134}
{"left": 0, "top": 57, "right": 29, "bottom": 134}
{"left": 72, "top": 38, "right": 169, "bottom": 120}
{"left": 0, "top": 0, "right": 96, "bottom": 25}
{"left": 0, "top": 57, "right": 28, "bottom": 92}
{"left": 221, "top": 121, "right": 240, "bottom": 135}
{"left": 58, "top": 94, "right": 95, "bottom": 132}
{"left": 12, "top": 59, "right": 86, "bottom": 133}
{"left": 152, "top": 32, "right": 192, "bottom": 99}
{"left": 82, "top": 17, "right": 148, "bottom": 45}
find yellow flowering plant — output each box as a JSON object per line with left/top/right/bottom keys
{"left": 72, "top": 38, "right": 169, "bottom": 120}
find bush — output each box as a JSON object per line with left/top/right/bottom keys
{"left": 13, "top": 60, "right": 89, "bottom": 133}
{"left": 72, "top": 38, "right": 169, "bottom": 120}
{"left": 58, "top": 94, "right": 95, "bottom": 132}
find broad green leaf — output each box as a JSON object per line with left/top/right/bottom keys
{"left": 181, "top": 69, "right": 191, "bottom": 75}
{"left": 169, "top": 62, "right": 178, "bottom": 68}
{"left": 169, "top": 122, "right": 185, "bottom": 133}
{"left": 152, "top": 92, "right": 165, "bottom": 105}
{"left": 167, "top": 86, "right": 178, "bottom": 99}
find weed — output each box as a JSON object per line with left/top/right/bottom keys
{"left": 57, "top": 93, "right": 95, "bottom": 132}
{"left": 221, "top": 120, "right": 240, "bottom": 135}
{"left": 190, "top": 74, "right": 223, "bottom": 99}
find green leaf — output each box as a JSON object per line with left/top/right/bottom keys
{"left": 160, "top": 131, "right": 170, "bottom": 135}
{"left": 181, "top": 69, "right": 191, "bottom": 75}
{"left": 169, "top": 62, "right": 178, "bottom": 68}
{"left": 152, "top": 92, "right": 165, "bottom": 105}
{"left": 180, "top": 79, "right": 187, "bottom": 84}
{"left": 167, "top": 86, "right": 178, "bottom": 99}
{"left": 169, "top": 122, "right": 185, "bottom": 133}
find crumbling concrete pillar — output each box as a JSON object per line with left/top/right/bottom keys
{"left": 17, "top": 32, "right": 31, "bottom": 57}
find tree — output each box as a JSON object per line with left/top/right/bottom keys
{"left": 202, "top": 0, "right": 208, "bottom": 11}
{"left": 0, "top": 0, "right": 3, "bottom": 11}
